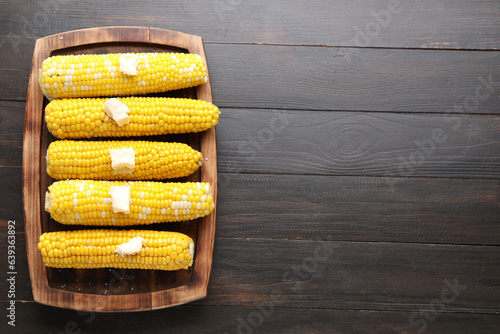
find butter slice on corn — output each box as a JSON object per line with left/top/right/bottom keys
{"left": 45, "top": 97, "right": 219, "bottom": 139}
{"left": 39, "top": 52, "right": 207, "bottom": 100}
{"left": 38, "top": 229, "right": 194, "bottom": 270}
{"left": 46, "top": 140, "right": 202, "bottom": 180}
{"left": 45, "top": 180, "right": 215, "bottom": 226}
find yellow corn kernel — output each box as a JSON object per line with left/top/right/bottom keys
{"left": 46, "top": 140, "right": 203, "bottom": 180}
{"left": 45, "top": 97, "right": 219, "bottom": 139}
{"left": 38, "top": 229, "right": 194, "bottom": 270}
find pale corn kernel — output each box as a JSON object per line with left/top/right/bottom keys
{"left": 45, "top": 180, "right": 214, "bottom": 226}
{"left": 40, "top": 52, "right": 207, "bottom": 100}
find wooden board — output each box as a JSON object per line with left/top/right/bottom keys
{"left": 6, "top": 44, "right": 500, "bottom": 112}
{"left": 216, "top": 174, "right": 500, "bottom": 246}
{"left": 3, "top": 301, "right": 500, "bottom": 334}
{"left": 4, "top": 0, "right": 500, "bottom": 50}
{"left": 2, "top": 1, "right": 499, "bottom": 332}
{"left": 217, "top": 108, "right": 500, "bottom": 179}
{"left": 7, "top": 171, "right": 500, "bottom": 246}
{"left": 6, "top": 100, "right": 500, "bottom": 178}
{"left": 22, "top": 26, "right": 217, "bottom": 312}
{"left": 5, "top": 44, "right": 500, "bottom": 112}
{"left": 4, "top": 232, "right": 500, "bottom": 312}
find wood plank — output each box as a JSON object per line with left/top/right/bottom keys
{"left": 2, "top": 0, "right": 500, "bottom": 49}
{"left": 206, "top": 44, "right": 500, "bottom": 113}
{"left": 0, "top": 101, "right": 24, "bottom": 167}
{"left": 3, "top": 233, "right": 499, "bottom": 312}
{"left": 7, "top": 168, "right": 500, "bottom": 245}
{"left": 2, "top": 0, "right": 499, "bottom": 330}
{"left": 4, "top": 100, "right": 500, "bottom": 178}
{"left": 0, "top": 231, "right": 32, "bottom": 301}
{"left": 207, "top": 238, "right": 500, "bottom": 312}
{"left": 0, "top": 36, "right": 32, "bottom": 100}
{"left": 216, "top": 174, "right": 500, "bottom": 245}
{"left": 3, "top": 44, "right": 500, "bottom": 113}
{"left": 218, "top": 108, "right": 500, "bottom": 178}
{"left": 3, "top": 301, "right": 500, "bottom": 334}
{"left": 0, "top": 167, "right": 23, "bottom": 227}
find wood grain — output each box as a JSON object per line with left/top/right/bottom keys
{"left": 0, "top": 231, "right": 32, "bottom": 301}
{"left": 22, "top": 27, "right": 217, "bottom": 312}
{"left": 216, "top": 173, "right": 500, "bottom": 246}
{"left": 9, "top": 170, "right": 500, "bottom": 246}
{"left": 206, "top": 238, "right": 500, "bottom": 312}
{"left": 0, "top": 168, "right": 23, "bottom": 228}
{"left": 217, "top": 108, "right": 500, "bottom": 178}
{"left": 6, "top": 102, "right": 500, "bottom": 178}
{"left": 3, "top": 233, "right": 499, "bottom": 313}
{"left": 4, "top": 301, "right": 500, "bottom": 334}
{"left": 3, "top": 0, "right": 500, "bottom": 49}
{"left": 4, "top": 44, "right": 500, "bottom": 113}
{"left": 206, "top": 44, "right": 500, "bottom": 113}
{"left": 0, "top": 101, "right": 24, "bottom": 167}
{"left": 2, "top": 0, "right": 500, "bottom": 331}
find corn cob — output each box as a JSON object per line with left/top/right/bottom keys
{"left": 45, "top": 97, "right": 219, "bottom": 139}
{"left": 38, "top": 229, "right": 194, "bottom": 270}
{"left": 39, "top": 52, "right": 207, "bottom": 100}
{"left": 46, "top": 140, "right": 203, "bottom": 181}
{"left": 45, "top": 180, "right": 215, "bottom": 226}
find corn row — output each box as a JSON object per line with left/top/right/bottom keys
{"left": 40, "top": 52, "right": 207, "bottom": 100}
{"left": 45, "top": 180, "right": 215, "bottom": 226}
{"left": 46, "top": 140, "right": 202, "bottom": 181}
{"left": 45, "top": 97, "right": 219, "bottom": 139}
{"left": 38, "top": 229, "right": 194, "bottom": 270}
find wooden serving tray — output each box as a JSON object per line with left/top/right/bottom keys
{"left": 23, "top": 27, "right": 217, "bottom": 312}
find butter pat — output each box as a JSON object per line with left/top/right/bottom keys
{"left": 188, "top": 241, "right": 195, "bottom": 267}
{"left": 110, "top": 148, "right": 135, "bottom": 173}
{"left": 45, "top": 191, "right": 53, "bottom": 212}
{"left": 119, "top": 54, "right": 139, "bottom": 75}
{"left": 103, "top": 98, "right": 130, "bottom": 126}
{"left": 109, "top": 186, "right": 131, "bottom": 214}
{"left": 115, "top": 236, "right": 144, "bottom": 256}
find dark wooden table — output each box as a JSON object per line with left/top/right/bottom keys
{"left": 1, "top": 0, "right": 500, "bottom": 333}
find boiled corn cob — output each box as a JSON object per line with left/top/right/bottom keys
{"left": 46, "top": 140, "right": 203, "bottom": 180}
{"left": 38, "top": 229, "right": 194, "bottom": 270}
{"left": 40, "top": 52, "right": 207, "bottom": 100}
{"left": 45, "top": 97, "right": 219, "bottom": 139}
{"left": 45, "top": 180, "right": 215, "bottom": 226}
